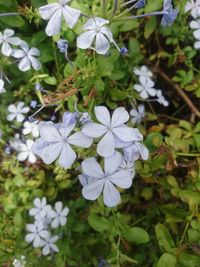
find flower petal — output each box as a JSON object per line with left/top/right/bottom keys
{"left": 97, "top": 131, "right": 115, "bottom": 157}
{"left": 41, "top": 142, "right": 62, "bottom": 164}
{"left": 95, "top": 106, "right": 111, "bottom": 126}
{"left": 82, "top": 180, "right": 104, "bottom": 200}
{"left": 95, "top": 32, "right": 110, "bottom": 55}
{"left": 103, "top": 181, "right": 121, "bottom": 207}
{"left": 82, "top": 157, "right": 104, "bottom": 178}
{"left": 62, "top": 6, "right": 81, "bottom": 29}
{"left": 58, "top": 143, "right": 76, "bottom": 169}
{"left": 109, "top": 170, "right": 132, "bottom": 189}
{"left": 39, "top": 3, "right": 60, "bottom": 20}
{"left": 111, "top": 107, "right": 129, "bottom": 127}
{"left": 1, "top": 41, "right": 12, "bottom": 56}
{"left": 77, "top": 31, "right": 96, "bottom": 49}
{"left": 104, "top": 151, "right": 122, "bottom": 175}
{"left": 68, "top": 131, "right": 93, "bottom": 147}
{"left": 45, "top": 9, "right": 62, "bottom": 36}
{"left": 40, "top": 124, "right": 62, "bottom": 142}
{"left": 113, "top": 125, "right": 139, "bottom": 142}
{"left": 82, "top": 123, "right": 107, "bottom": 138}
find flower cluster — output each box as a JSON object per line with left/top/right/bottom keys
{"left": 25, "top": 197, "right": 69, "bottom": 255}
{"left": 32, "top": 106, "right": 148, "bottom": 207}
{"left": 12, "top": 256, "right": 26, "bottom": 267}
{"left": 133, "top": 65, "right": 169, "bottom": 107}
{"left": 186, "top": 0, "right": 200, "bottom": 49}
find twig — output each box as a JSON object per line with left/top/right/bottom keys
{"left": 156, "top": 68, "right": 200, "bottom": 119}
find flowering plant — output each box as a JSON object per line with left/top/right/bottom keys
{"left": 1, "top": 0, "right": 200, "bottom": 267}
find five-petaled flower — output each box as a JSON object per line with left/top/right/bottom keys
{"left": 0, "top": 29, "right": 21, "bottom": 56}
{"left": 185, "top": 0, "right": 200, "bottom": 18}
{"left": 81, "top": 152, "right": 132, "bottom": 207}
{"left": 134, "top": 76, "right": 157, "bottom": 99}
{"left": 82, "top": 106, "right": 138, "bottom": 158}
{"left": 7, "top": 102, "right": 30, "bottom": 122}
{"left": 17, "top": 139, "right": 37, "bottom": 164}
{"left": 39, "top": 0, "right": 81, "bottom": 36}
{"left": 22, "top": 120, "right": 39, "bottom": 138}
{"left": 48, "top": 201, "right": 69, "bottom": 228}
{"left": 40, "top": 233, "right": 59, "bottom": 255}
{"left": 29, "top": 197, "right": 51, "bottom": 220}
{"left": 33, "top": 121, "right": 93, "bottom": 169}
{"left": 25, "top": 221, "right": 49, "bottom": 248}
{"left": 12, "top": 41, "right": 41, "bottom": 72}
{"left": 77, "top": 17, "right": 114, "bottom": 55}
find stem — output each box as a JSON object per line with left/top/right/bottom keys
{"left": 179, "top": 222, "right": 189, "bottom": 245}
{"left": 112, "top": 0, "right": 119, "bottom": 17}
{"left": 157, "top": 68, "right": 200, "bottom": 119}
{"left": 176, "top": 152, "right": 200, "bottom": 157}
{"left": 0, "top": 12, "right": 20, "bottom": 17}
{"left": 127, "top": 11, "right": 164, "bottom": 19}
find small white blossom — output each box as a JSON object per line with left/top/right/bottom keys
{"left": 185, "top": 0, "right": 200, "bottom": 18}
{"left": 134, "top": 76, "right": 157, "bottom": 99}
{"left": 82, "top": 106, "right": 138, "bottom": 158}
{"left": 39, "top": 0, "right": 81, "bottom": 36}
{"left": 119, "top": 157, "right": 135, "bottom": 179}
{"left": 48, "top": 201, "right": 69, "bottom": 228}
{"left": 17, "top": 139, "right": 37, "bottom": 164}
{"left": 7, "top": 102, "right": 30, "bottom": 122}
{"left": 25, "top": 222, "right": 49, "bottom": 248}
{"left": 156, "top": 90, "right": 169, "bottom": 107}
{"left": 133, "top": 65, "right": 153, "bottom": 78}
{"left": 13, "top": 256, "right": 26, "bottom": 267}
{"left": 0, "top": 29, "right": 21, "bottom": 56}
{"left": 0, "top": 79, "right": 6, "bottom": 94}
{"left": 9, "top": 134, "right": 21, "bottom": 151}
{"left": 130, "top": 105, "right": 145, "bottom": 124}
{"left": 29, "top": 197, "right": 51, "bottom": 220}
{"left": 77, "top": 17, "right": 114, "bottom": 55}
{"left": 12, "top": 41, "right": 41, "bottom": 72}
{"left": 81, "top": 152, "right": 132, "bottom": 207}
{"left": 40, "top": 233, "right": 59, "bottom": 255}
{"left": 22, "top": 120, "right": 39, "bottom": 138}
{"left": 33, "top": 121, "right": 93, "bottom": 169}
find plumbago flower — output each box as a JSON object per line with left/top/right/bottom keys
{"left": 82, "top": 106, "right": 138, "bottom": 158}
{"left": 40, "top": 234, "right": 59, "bottom": 255}
{"left": 134, "top": 76, "right": 157, "bottom": 99}
{"left": 156, "top": 90, "right": 169, "bottom": 107}
{"left": 77, "top": 17, "right": 115, "bottom": 55}
{"left": 0, "top": 29, "right": 21, "bottom": 56}
{"left": 32, "top": 120, "right": 93, "bottom": 169}
{"left": 161, "top": 0, "right": 179, "bottom": 27}
{"left": 39, "top": 0, "right": 81, "bottom": 36}
{"left": 25, "top": 221, "right": 49, "bottom": 248}
{"left": 133, "top": 65, "right": 153, "bottom": 78}
{"left": 29, "top": 197, "right": 51, "bottom": 220}
{"left": 0, "top": 79, "right": 5, "bottom": 94}
{"left": 12, "top": 256, "right": 26, "bottom": 267}
{"left": 22, "top": 120, "right": 39, "bottom": 138}
{"left": 185, "top": 0, "right": 200, "bottom": 18}
{"left": 11, "top": 41, "right": 41, "bottom": 72}
{"left": 48, "top": 201, "right": 69, "bottom": 228}
{"left": 7, "top": 102, "right": 30, "bottom": 122}
{"left": 118, "top": 156, "right": 135, "bottom": 179}
{"left": 81, "top": 152, "right": 132, "bottom": 207}
{"left": 17, "top": 139, "right": 37, "bottom": 164}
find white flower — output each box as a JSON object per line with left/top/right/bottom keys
{"left": 25, "top": 222, "right": 49, "bottom": 248}
{"left": 48, "top": 201, "right": 69, "bottom": 228}
{"left": 22, "top": 120, "right": 39, "bottom": 138}
{"left": 134, "top": 76, "right": 157, "bottom": 99}
{"left": 33, "top": 121, "right": 93, "bottom": 169}
{"left": 185, "top": 0, "right": 200, "bottom": 18}
{"left": 7, "top": 102, "right": 30, "bottom": 122}
{"left": 39, "top": 0, "right": 81, "bottom": 36}
{"left": 81, "top": 152, "right": 132, "bottom": 207}
{"left": 82, "top": 106, "right": 137, "bottom": 158}
{"left": 12, "top": 41, "right": 41, "bottom": 72}
{"left": 123, "top": 142, "right": 149, "bottom": 161}
{"left": 17, "top": 139, "right": 37, "bottom": 164}
{"left": 130, "top": 105, "right": 145, "bottom": 124}
{"left": 40, "top": 233, "right": 59, "bottom": 255}
{"left": 9, "top": 134, "right": 21, "bottom": 151}
{"left": 0, "top": 29, "right": 21, "bottom": 56}
{"left": 13, "top": 256, "right": 26, "bottom": 267}
{"left": 29, "top": 197, "right": 51, "bottom": 220}
{"left": 194, "top": 35, "right": 200, "bottom": 49}
{"left": 133, "top": 65, "right": 153, "bottom": 78}
{"left": 190, "top": 19, "right": 200, "bottom": 39}
{"left": 156, "top": 90, "right": 169, "bottom": 107}
{"left": 0, "top": 79, "right": 6, "bottom": 94}
{"left": 77, "top": 17, "right": 114, "bottom": 55}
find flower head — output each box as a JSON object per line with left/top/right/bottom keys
{"left": 17, "top": 139, "right": 37, "bottom": 164}
{"left": 39, "top": 0, "right": 81, "bottom": 36}
{"left": 130, "top": 105, "right": 145, "bottom": 124}
{"left": 156, "top": 90, "right": 169, "bottom": 107}
{"left": 7, "top": 102, "right": 30, "bottom": 122}
{"left": 133, "top": 65, "right": 153, "bottom": 78}
{"left": 25, "top": 221, "right": 49, "bottom": 248}
{"left": 11, "top": 41, "right": 41, "bottom": 72}
{"left": 134, "top": 76, "right": 157, "bottom": 99}
{"left": 77, "top": 17, "right": 114, "bottom": 55}
{"left": 33, "top": 121, "right": 93, "bottom": 169}
{"left": 57, "top": 39, "right": 69, "bottom": 53}
{"left": 161, "top": 0, "right": 179, "bottom": 27}
{"left": 81, "top": 152, "right": 132, "bottom": 207}
{"left": 29, "top": 197, "right": 51, "bottom": 220}
{"left": 185, "top": 0, "right": 200, "bottom": 18}
{"left": 40, "top": 233, "right": 59, "bottom": 255}
{"left": 0, "top": 29, "right": 21, "bottom": 56}
{"left": 82, "top": 106, "right": 138, "bottom": 158}
{"left": 22, "top": 120, "right": 39, "bottom": 138}
{"left": 48, "top": 201, "right": 69, "bottom": 228}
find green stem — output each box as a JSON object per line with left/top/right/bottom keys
{"left": 179, "top": 222, "right": 189, "bottom": 245}
{"left": 52, "top": 41, "right": 59, "bottom": 80}
{"left": 176, "top": 152, "right": 200, "bottom": 157}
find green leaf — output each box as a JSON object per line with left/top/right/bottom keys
{"left": 155, "top": 224, "right": 175, "bottom": 252}
{"left": 0, "top": 5, "right": 25, "bottom": 27}
{"left": 122, "top": 227, "right": 150, "bottom": 243}
{"left": 88, "top": 214, "right": 111, "bottom": 232}
{"left": 44, "top": 76, "right": 57, "bottom": 85}
{"left": 157, "top": 253, "right": 177, "bottom": 267}
{"left": 144, "top": 17, "right": 157, "bottom": 39}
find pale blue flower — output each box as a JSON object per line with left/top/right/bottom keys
{"left": 161, "top": 0, "right": 179, "bottom": 27}
{"left": 81, "top": 152, "right": 132, "bottom": 207}
{"left": 62, "top": 111, "right": 78, "bottom": 126}
{"left": 48, "top": 201, "right": 69, "bottom": 228}
{"left": 130, "top": 105, "right": 145, "bottom": 124}
{"left": 57, "top": 39, "right": 68, "bottom": 53}
{"left": 82, "top": 106, "right": 138, "bottom": 158}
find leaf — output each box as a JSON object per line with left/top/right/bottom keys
{"left": 157, "top": 253, "right": 177, "bottom": 267}
{"left": 88, "top": 214, "right": 111, "bottom": 232}
{"left": 0, "top": 5, "right": 25, "bottom": 27}
{"left": 155, "top": 224, "right": 175, "bottom": 252}
{"left": 44, "top": 76, "right": 57, "bottom": 85}
{"left": 144, "top": 17, "right": 157, "bottom": 39}
{"left": 122, "top": 227, "right": 150, "bottom": 243}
